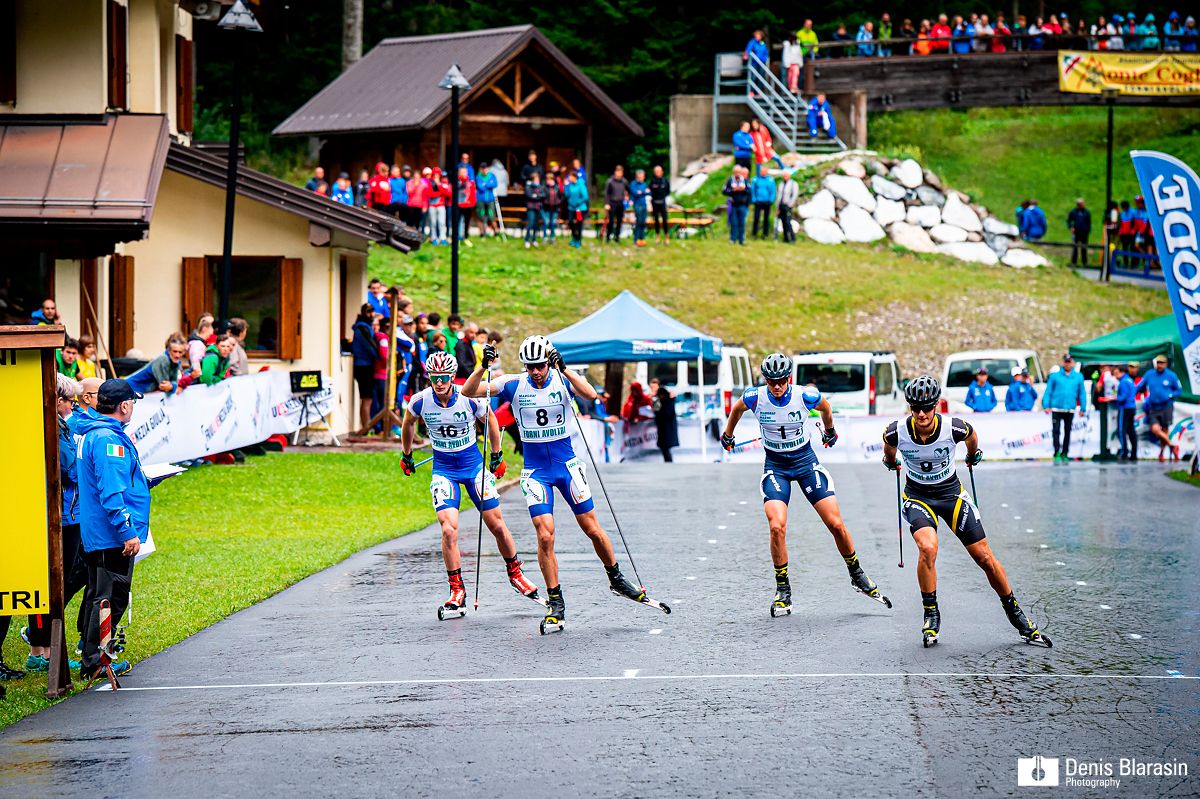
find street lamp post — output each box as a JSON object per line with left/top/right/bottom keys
{"left": 217, "top": 1, "right": 263, "bottom": 323}
{"left": 1102, "top": 87, "right": 1118, "bottom": 282}
{"left": 439, "top": 65, "right": 471, "bottom": 316}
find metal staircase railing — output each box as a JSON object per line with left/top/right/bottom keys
{"left": 712, "top": 52, "right": 846, "bottom": 156}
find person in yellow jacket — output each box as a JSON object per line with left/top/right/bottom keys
{"left": 797, "top": 19, "right": 820, "bottom": 59}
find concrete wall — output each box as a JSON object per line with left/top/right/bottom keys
{"left": 669, "top": 95, "right": 713, "bottom": 179}
{"left": 3, "top": 0, "right": 106, "bottom": 115}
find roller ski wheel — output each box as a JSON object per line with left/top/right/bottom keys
{"left": 437, "top": 603, "right": 466, "bottom": 621}
{"left": 608, "top": 570, "right": 671, "bottom": 615}
{"left": 438, "top": 580, "right": 467, "bottom": 621}
{"left": 922, "top": 604, "right": 941, "bottom": 648}
{"left": 540, "top": 588, "right": 566, "bottom": 634}
{"left": 849, "top": 567, "right": 892, "bottom": 609}
{"left": 1003, "top": 596, "right": 1051, "bottom": 647}
{"left": 539, "top": 616, "right": 565, "bottom": 635}
{"left": 770, "top": 585, "right": 792, "bottom": 618}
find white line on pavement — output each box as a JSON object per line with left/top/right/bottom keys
{"left": 623, "top": 669, "right": 640, "bottom": 678}
{"left": 94, "top": 670, "right": 1200, "bottom": 693}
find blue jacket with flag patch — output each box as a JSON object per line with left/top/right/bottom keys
{"left": 75, "top": 412, "right": 151, "bottom": 552}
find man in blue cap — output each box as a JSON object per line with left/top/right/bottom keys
{"left": 75, "top": 378, "right": 150, "bottom": 681}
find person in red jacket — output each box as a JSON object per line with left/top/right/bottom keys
{"left": 407, "top": 168, "right": 430, "bottom": 233}
{"left": 427, "top": 168, "right": 449, "bottom": 245}
{"left": 456, "top": 165, "right": 477, "bottom": 242}
{"left": 931, "top": 14, "right": 953, "bottom": 51}
{"left": 368, "top": 161, "right": 391, "bottom": 210}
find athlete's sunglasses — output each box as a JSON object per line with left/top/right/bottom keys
{"left": 429, "top": 373, "right": 453, "bottom": 384}
{"left": 909, "top": 402, "right": 937, "bottom": 414}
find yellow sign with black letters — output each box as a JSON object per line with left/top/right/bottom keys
{"left": 1059, "top": 50, "right": 1200, "bottom": 96}
{"left": 0, "top": 347, "right": 51, "bottom": 615}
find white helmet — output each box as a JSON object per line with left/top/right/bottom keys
{"left": 519, "top": 335, "right": 553, "bottom": 365}
{"left": 425, "top": 351, "right": 458, "bottom": 375}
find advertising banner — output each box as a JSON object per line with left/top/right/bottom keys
{"left": 127, "top": 371, "right": 333, "bottom": 464}
{"left": 1059, "top": 51, "right": 1200, "bottom": 96}
{"left": 1130, "top": 150, "right": 1200, "bottom": 395}
{"left": 0, "top": 348, "right": 50, "bottom": 616}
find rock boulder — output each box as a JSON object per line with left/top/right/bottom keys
{"left": 870, "top": 175, "right": 907, "bottom": 201}
{"left": 796, "top": 189, "right": 836, "bottom": 220}
{"left": 822, "top": 174, "right": 876, "bottom": 212}
{"left": 888, "top": 222, "right": 938, "bottom": 253}
{"left": 890, "top": 158, "right": 924, "bottom": 189}
{"left": 906, "top": 204, "right": 941, "bottom": 228}
{"left": 928, "top": 223, "right": 968, "bottom": 243}
{"left": 937, "top": 241, "right": 1000, "bottom": 265}
{"left": 838, "top": 204, "right": 886, "bottom": 242}
{"left": 873, "top": 197, "right": 906, "bottom": 227}
{"left": 803, "top": 218, "right": 846, "bottom": 244}
{"left": 941, "top": 193, "right": 983, "bottom": 232}
{"left": 1001, "top": 249, "right": 1048, "bottom": 268}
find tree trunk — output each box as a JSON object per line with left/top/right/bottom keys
{"left": 342, "top": 0, "right": 362, "bottom": 72}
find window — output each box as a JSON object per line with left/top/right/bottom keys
{"left": 107, "top": 0, "right": 128, "bottom": 110}
{"left": 946, "top": 359, "right": 1018, "bottom": 387}
{"left": 874, "top": 360, "right": 894, "bottom": 394}
{"left": 0, "top": 0, "right": 15, "bottom": 104}
{"left": 175, "top": 35, "right": 194, "bottom": 134}
{"left": 795, "top": 363, "right": 866, "bottom": 393}
{"left": 182, "top": 257, "right": 302, "bottom": 359}
{"left": 0, "top": 257, "right": 53, "bottom": 326}
{"left": 686, "top": 359, "right": 720, "bottom": 387}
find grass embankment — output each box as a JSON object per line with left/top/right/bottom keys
{"left": 1167, "top": 469, "right": 1200, "bottom": 487}
{"left": 370, "top": 235, "right": 1169, "bottom": 377}
{"left": 871, "top": 106, "right": 1200, "bottom": 232}
{"left": 0, "top": 448, "right": 518, "bottom": 729}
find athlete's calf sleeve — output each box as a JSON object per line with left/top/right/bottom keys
{"left": 774, "top": 562, "right": 789, "bottom": 584}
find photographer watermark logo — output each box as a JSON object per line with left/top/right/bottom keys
{"left": 1017, "top": 756, "right": 1060, "bottom": 787}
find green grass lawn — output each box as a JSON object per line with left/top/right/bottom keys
{"left": 371, "top": 234, "right": 1170, "bottom": 378}
{"left": 1167, "top": 469, "right": 1200, "bottom": 487}
{"left": 871, "top": 106, "right": 1200, "bottom": 236}
{"left": 0, "top": 448, "right": 517, "bottom": 729}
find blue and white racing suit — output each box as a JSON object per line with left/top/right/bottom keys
{"left": 743, "top": 385, "right": 836, "bottom": 507}
{"left": 495, "top": 370, "right": 595, "bottom": 518}
{"left": 410, "top": 387, "right": 498, "bottom": 513}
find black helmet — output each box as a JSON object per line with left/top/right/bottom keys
{"left": 760, "top": 352, "right": 792, "bottom": 381}
{"left": 905, "top": 374, "right": 941, "bottom": 407}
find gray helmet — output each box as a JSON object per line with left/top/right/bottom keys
{"left": 760, "top": 352, "right": 792, "bottom": 381}
{"left": 905, "top": 374, "right": 941, "bottom": 406}
{"left": 519, "top": 335, "right": 552, "bottom": 365}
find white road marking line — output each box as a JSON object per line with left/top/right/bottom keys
{"left": 623, "top": 669, "right": 640, "bottom": 678}
{"left": 1100, "top": 604, "right": 1112, "bottom": 610}
{"left": 1055, "top": 561, "right": 1067, "bottom": 566}
{"left": 685, "top": 576, "right": 696, "bottom": 580}
{"left": 739, "top": 501, "right": 748, "bottom": 505}
{"left": 717, "top": 525, "right": 728, "bottom": 530}
{"left": 1076, "top": 581, "right": 1088, "bottom": 586}
{"left": 1039, "top": 544, "right": 1049, "bottom": 549}
{"left": 697, "top": 557, "right": 708, "bottom": 561}
{"left": 95, "top": 670, "right": 1200, "bottom": 694}
{"left": 1013, "top": 516, "right": 1022, "bottom": 520}
{"left": 1167, "top": 670, "right": 1183, "bottom": 677}
{"left": 648, "top": 629, "right": 663, "bottom": 635}
{"left": 707, "top": 539, "right": 717, "bottom": 544}
{"left": 1001, "top": 503, "right": 1009, "bottom": 508}
{"left": 728, "top": 512, "right": 737, "bottom": 516}
{"left": 1025, "top": 529, "right": 1034, "bottom": 533}
{"left": 1129, "top": 634, "right": 1143, "bottom": 640}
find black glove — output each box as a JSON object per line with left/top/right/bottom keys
{"left": 821, "top": 427, "right": 838, "bottom": 448}
{"left": 547, "top": 347, "right": 564, "bottom": 371}
{"left": 967, "top": 449, "right": 983, "bottom": 467}
{"left": 400, "top": 452, "right": 415, "bottom": 476}
{"left": 882, "top": 457, "right": 900, "bottom": 471}
{"left": 481, "top": 343, "right": 497, "bottom": 369}
{"left": 721, "top": 433, "right": 736, "bottom": 451}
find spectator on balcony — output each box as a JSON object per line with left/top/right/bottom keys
{"left": 931, "top": 14, "right": 952, "bottom": 52}
{"left": 732, "top": 120, "right": 754, "bottom": 171}
{"left": 387, "top": 165, "right": 408, "bottom": 218}
{"left": 797, "top": 19, "right": 819, "bottom": 60}
{"left": 992, "top": 14, "right": 1012, "bottom": 51}
{"left": 951, "top": 16, "right": 972, "bottom": 53}
{"left": 913, "top": 20, "right": 934, "bottom": 54}
{"left": 331, "top": 172, "right": 354, "bottom": 205}
{"left": 831, "top": 24, "right": 853, "bottom": 57}
{"left": 898, "top": 19, "right": 917, "bottom": 53}
{"left": 782, "top": 35, "right": 802, "bottom": 93}
{"left": 1107, "top": 14, "right": 1125, "bottom": 50}
{"left": 456, "top": 165, "right": 477, "bottom": 241}
{"left": 1027, "top": 17, "right": 1046, "bottom": 50}
{"left": 974, "top": 15, "right": 994, "bottom": 51}
{"left": 877, "top": 13, "right": 893, "bottom": 55}
{"left": 1183, "top": 17, "right": 1198, "bottom": 51}
{"left": 806, "top": 93, "right": 837, "bottom": 140}
{"left": 304, "top": 166, "right": 325, "bottom": 192}
{"left": 856, "top": 21, "right": 876, "bottom": 56}
{"left": 743, "top": 29, "right": 769, "bottom": 92}
{"left": 368, "top": 161, "right": 391, "bottom": 211}
{"left": 1139, "top": 14, "right": 1160, "bottom": 50}
{"left": 1010, "top": 15, "right": 1028, "bottom": 49}
{"left": 1162, "top": 12, "right": 1183, "bottom": 50}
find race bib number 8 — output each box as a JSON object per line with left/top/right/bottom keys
{"left": 520, "top": 405, "right": 567, "bottom": 439}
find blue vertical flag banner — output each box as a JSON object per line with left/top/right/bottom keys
{"left": 1130, "top": 150, "right": 1200, "bottom": 395}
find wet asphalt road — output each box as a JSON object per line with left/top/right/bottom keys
{"left": 1, "top": 461, "right": 1198, "bottom": 798}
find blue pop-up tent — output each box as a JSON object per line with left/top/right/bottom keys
{"left": 547, "top": 290, "right": 723, "bottom": 458}
{"left": 548, "top": 290, "right": 723, "bottom": 363}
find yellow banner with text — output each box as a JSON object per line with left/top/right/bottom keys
{"left": 1059, "top": 50, "right": 1200, "bottom": 96}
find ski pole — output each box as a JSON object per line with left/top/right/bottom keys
{"left": 967, "top": 463, "right": 979, "bottom": 509}
{"left": 895, "top": 467, "right": 904, "bottom": 568}
{"left": 732, "top": 437, "right": 762, "bottom": 449}
{"left": 415, "top": 455, "right": 433, "bottom": 469}
{"left": 473, "top": 368, "right": 491, "bottom": 611}
{"left": 569, "top": 391, "right": 644, "bottom": 590}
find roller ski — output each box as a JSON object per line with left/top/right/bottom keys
{"left": 539, "top": 586, "right": 566, "bottom": 635}
{"left": 848, "top": 564, "right": 892, "bottom": 609}
{"left": 1003, "top": 594, "right": 1053, "bottom": 648}
{"left": 608, "top": 564, "right": 671, "bottom": 615}
{"left": 921, "top": 594, "right": 940, "bottom": 648}
{"left": 437, "top": 574, "right": 467, "bottom": 621}
{"left": 507, "top": 559, "right": 547, "bottom": 608}
{"left": 770, "top": 583, "right": 792, "bottom": 617}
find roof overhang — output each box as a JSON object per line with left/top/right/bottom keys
{"left": 0, "top": 114, "right": 171, "bottom": 256}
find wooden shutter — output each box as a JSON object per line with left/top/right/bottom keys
{"left": 181, "top": 257, "right": 210, "bottom": 334}
{"left": 278, "top": 258, "right": 303, "bottom": 360}
{"left": 79, "top": 259, "right": 99, "bottom": 340}
{"left": 106, "top": 0, "right": 127, "bottom": 110}
{"left": 0, "top": 0, "right": 15, "bottom": 104}
{"left": 109, "top": 254, "right": 135, "bottom": 355}
{"left": 175, "top": 35, "right": 193, "bottom": 134}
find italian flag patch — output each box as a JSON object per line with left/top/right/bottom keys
{"left": 106, "top": 443, "right": 125, "bottom": 458}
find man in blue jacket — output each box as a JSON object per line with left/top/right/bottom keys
{"left": 1113, "top": 363, "right": 1139, "bottom": 461}
{"left": 743, "top": 30, "right": 769, "bottom": 95}
{"left": 964, "top": 367, "right": 997, "bottom": 412}
{"left": 807, "top": 94, "right": 837, "bottom": 140}
{"left": 1142, "top": 354, "right": 1184, "bottom": 459}
{"left": 732, "top": 121, "right": 754, "bottom": 170}
{"left": 1004, "top": 367, "right": 1038, "bottom": 411}
{"left": 750, "top": 165, "right": 777, "bottom": 239}
{"left": 1020, "top": 199, "right": 1047, "bottom": 240}
{"left": 76, "top": 379, "right": 151, "bottom": 681}
{"left": 1043, "top": 354, "right": 1087, "bottom": 461}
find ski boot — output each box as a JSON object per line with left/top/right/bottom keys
{"left": 607, "top": 564, "right": 671, "bottom": 614}
{"left": 506, "top": 559, "right": 546, "bottom": 607}
{"left": 922, "top": 592, "right": 940, "bottom": 648}
{"left": 540, "top": 586, "right": 566, "bottom": 635}
{"left": 771, "top": 582, "right": 792, "bottom": 617}
{"left": 1002, "top": 594, "right": 1053, "bottom": 647}
{"left": 437, "top": 573, "right": 467, "bottom": 621}
{"left": 848, "top": 562, "right": 893, "bottom": 609}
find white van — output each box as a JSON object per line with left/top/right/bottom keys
{"left": 790, "top": 351, "right": 905, "bottom": 416}
{"left": 942, "top": 349, "right": 1045, "bottom": 410}
{"left": 635, "top": 346, "right": 753, "bottom": 420}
